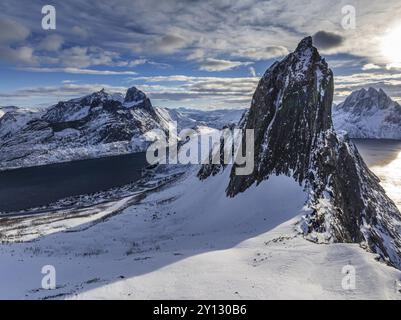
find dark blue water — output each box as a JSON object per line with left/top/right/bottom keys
{"left": 0, "top": 153, "right": 148, "bottom": 213}
{"left": 1, "top": 140, "right": 400, "bottom": 214}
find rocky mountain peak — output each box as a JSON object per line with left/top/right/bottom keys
{"left": 337, "top": 87, "right": 399, "bottom": 117}
{"left": 124, "top": 86, "right": 147, "bottom": 103}
{"left": 200, "top": 36, "right": 401, "bottom": 268}
{"left": 123, "top": 86, "right": 155, "bottom": 116}
{"left": 295, "top": 36, "right": 313, "bottom": 51}
{"left": 227, "top": 37, "right": 334, "bottom": 195}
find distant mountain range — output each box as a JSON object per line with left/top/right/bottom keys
{"left": 333, "top": 87, "right": 401, "bottom": 139}
{"left": 167, "top": 107, "right": 244, "bottom": 130}
{"left": 3, "top": 83, "right": 401, "bottom": 173}
{"left": 0, "top": 92, "right": 244, "bottom": 171}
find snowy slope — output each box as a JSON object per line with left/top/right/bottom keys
{"left": 0, "top": 167, "right": 400, "bottom": 299}
{"left": 333, "top": 88, "right": 401, "bottom": 139}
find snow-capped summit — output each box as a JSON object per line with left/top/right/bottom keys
{"left": 0, "top": 106, "right": 20, "bottom": 119}
{"left": 200, "top": 37, "right": 401, "bottom": 269}
{"left": 333, "top": 87, "right": 401, "bottom": 139}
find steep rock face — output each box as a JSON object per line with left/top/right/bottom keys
{"left": 305, "top": 129, "right": 401, "bottom": 268}
{"left": 333, "top": 88, "right": 401, "bottom": 139}
{"left": 0, "top": 87, "right": 169, "bottom": 170}
{"left": 228, "top": 36, "right": 334, "bottom": 194}
{"left": 204, "top": 37, "right": 401, "bottom": 268}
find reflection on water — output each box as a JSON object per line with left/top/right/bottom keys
{"left": 353, "top": 139, "right": 401, "bottom": 210}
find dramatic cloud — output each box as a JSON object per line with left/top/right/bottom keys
{"left": 199, "top": 58, "right": 253, "bottom": 72}
{"left": 233, "top": 46, "right": 289, "bottom": 60}
{"left": 313, "top": 31, "right": 344, "bottom": 50}
{"left": 2, "top": 1, "right": 401, "bottom": 107}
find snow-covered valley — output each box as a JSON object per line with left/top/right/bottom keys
{"left": 0, "top": 165, "right": 400, "bottom": 300}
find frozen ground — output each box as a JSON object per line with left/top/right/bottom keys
{"left": 0, "top": 167, "right": 400, "bottom": 299}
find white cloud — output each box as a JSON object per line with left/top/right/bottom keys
{"left": 71, "top": 26, "right": 89, "bottom": 39}
{"left": 199, "top": 58, "right": 253, "bottom": 72}
{"left": 128, "top": 74, "right": 259, "bottom": 107}
{"left": 38, "top": 35, "right": 64, "bottom": 52}
{"left": 0, "top": 83, "right": 126, "bottom": 99}
{"left": 362, "top": 63, "right": 381, "bottom": 71}
{"left": 0, "top": 17, "right": 35, "bottom": 64}
{"left": 128, "top": 58, "right": 148, "bottom": 66}
{"left": 0, "top": 46, "right": 36, "bottom": 64}
{"left": 187, "top": 49, "right": 205, "bottom": 61}
{"left": 20, "top": 67, "right": 137, "bottom": 75}
{"left": 132, "top": 34, "right": 189, "bottom": 55}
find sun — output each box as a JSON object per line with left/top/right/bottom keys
{"left": 381, "top": 26, "right": 401, "bottom": 67}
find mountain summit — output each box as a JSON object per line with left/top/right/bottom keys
{"left": 333, "top": 87, "right": 401, "bottom": 139}
{"left": 228, "top": 36, "right": 333, "bottom": 193}
{"left": 202, "top": 37, "right": 401, "bottom": 268}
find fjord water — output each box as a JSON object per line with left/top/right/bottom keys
{"left": 0, "top": 152, "right": 147, "bottom": 213}
{"left": 0, "top": 140, "right": 400, "bottom": 214}
{"left": 353, "top": 139, "right": 401, "bottom": 210}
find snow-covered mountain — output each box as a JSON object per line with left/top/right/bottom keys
{"left": 0, "top": 91, "right": 245, "bottom": 171}
{"left": 166, "top": 107, "right": 245, "bottom": 130}
{"left": 0, "top": 106, "right": 19, "bottom": 119}
{"left": 0, "top": 88, "right": 177, "bottom": 170}
{"left": 333, "top": 87, "right": 401, "bottom": 139}
{"left": 200, "top": 37, "right": 401, "bottom": 269}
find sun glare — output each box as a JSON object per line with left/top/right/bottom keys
{"left": 381, "top": 26, "right": 401, "bottom": 67}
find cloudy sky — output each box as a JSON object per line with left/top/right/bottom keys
{"left": 1, "top": 0, "right": 401, "bottom": 109}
